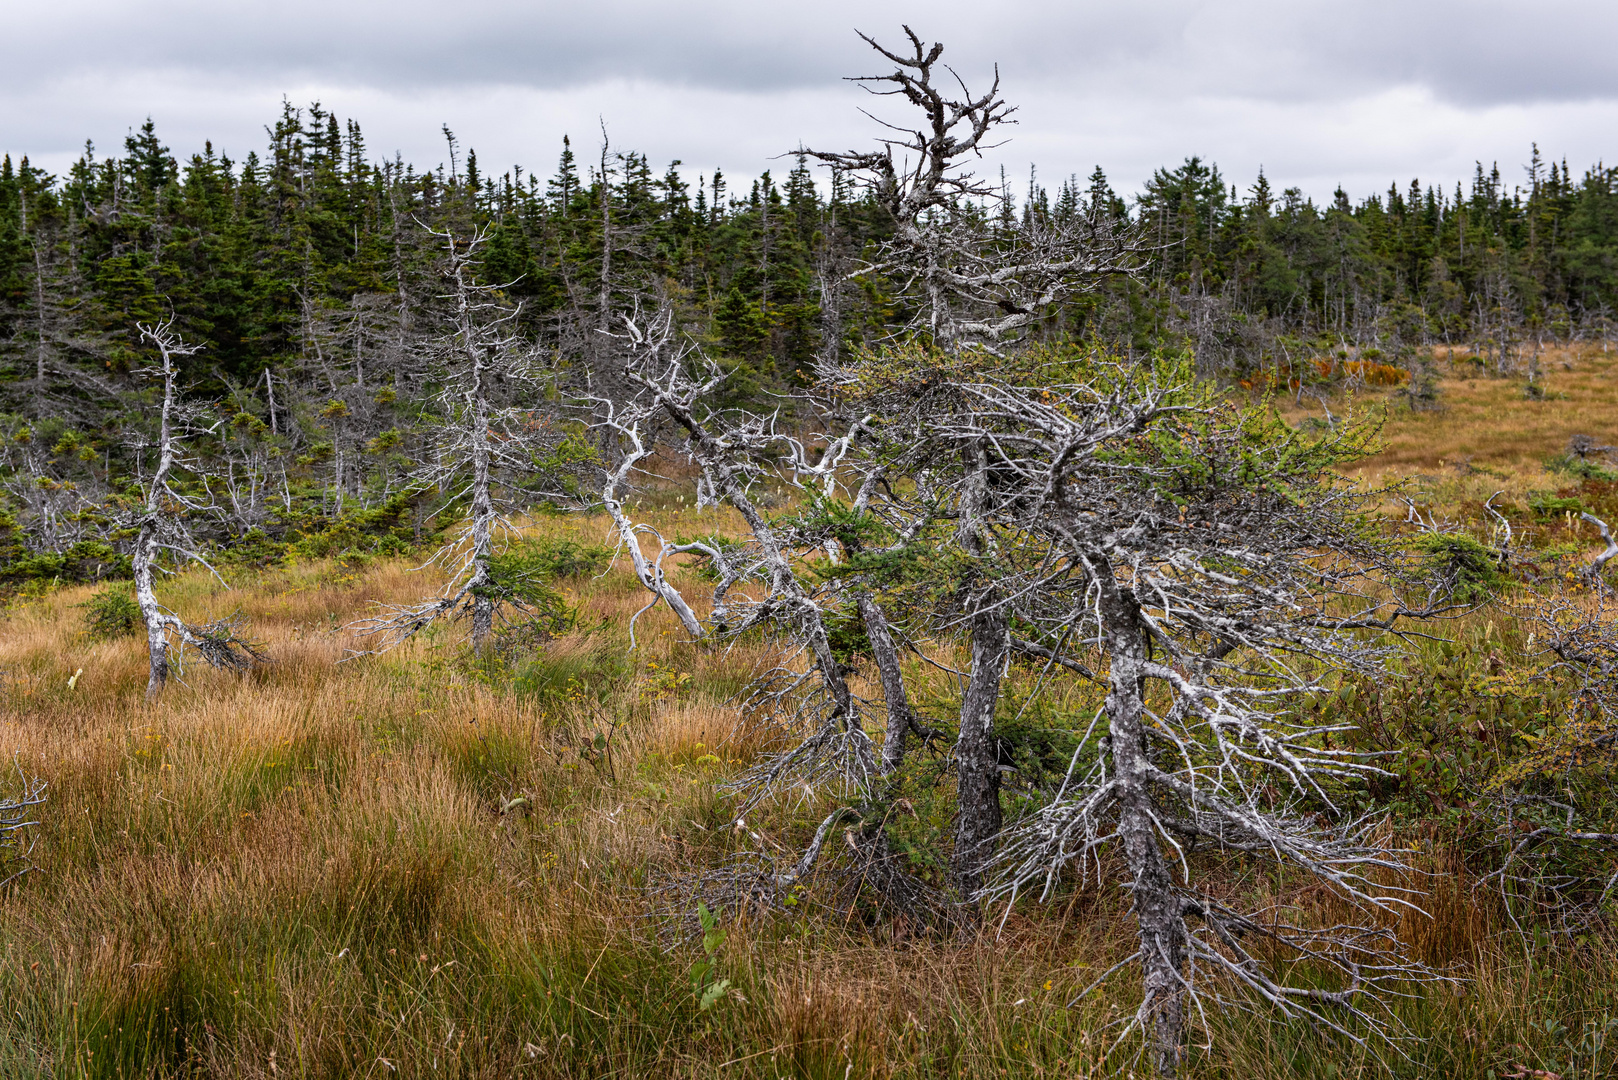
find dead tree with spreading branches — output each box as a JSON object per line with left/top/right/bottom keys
{"left": 1486, "top": 587, "right": 1618, "bottom": 937}
{"left": 349, "top": 225, "right": 573, "bottom": 656}
{"left": 596, "top": 311, "right": 948, "bottom": 926}
{"left": 130, "top": 319, "right": 267, "bottom": 699}
{"left": 806, "top": 27, "right": 1150, "bottom": 351}
{"left": 796, "top": 26, "right": 1153, "bottom": 898}
{"left": 613, "top": 312, "right": 879, "bottom": 793}
{"left": 931, "top": 354, "right": 1455, "bottom": 1075}
{"left": 819, "top": 344, "right": 1458, "bottom": 1074}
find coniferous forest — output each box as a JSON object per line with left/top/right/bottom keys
{"left": 4, "top": 29, "right": 1618, "bottom": 1080}
{"left": 3, "top": 104, "right": 1618, "bottom": 577}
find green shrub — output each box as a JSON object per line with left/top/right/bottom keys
{"left": 493, "top": 537, "right": 612, "bottom": 581}
{"left": 1529, "top": 492, "right": 1589, "bottom": 517}
{"left": 1419, "top": 533, "right": 1505, "bottom": 603}
{"left": 822, "top": 609, "right": 871, "bottom": 664}
{"left": 472, "top": 539, "right": 610, "bottom": 660}
{"left": 1545, "top": 454, "right": 1618, "bottom": 481}
{"left": 79, "top": 587, "right": 142, "bottom": 640}
{"left": 484, "top": 539, "right": 609, "bottom": 623}
{"left": 0, "top": 540, "right": 131, "bottom": 585}
{"left": 280, "top": 492, "right": 427, "bottom": 563}
{"left": 223, "top": 527, "right": 286, "bottom": 567}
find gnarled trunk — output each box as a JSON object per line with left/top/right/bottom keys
{"left": 134, "top": 524, "right": 169, "bottom": 700}
{"left": 951, "top": 442, "right": 1008, "bottom": 899}
{"left": 1095, "top": 563, "right": 1186, "bottom": 1078}
{"left": 952, "top": 602, "right": 1008, "bottom": 898}
{"left": 860, "top": 593, "right": 916, "bottom": 776}
{"left": 470, "top": 594, "right": 494, "bottom": 652}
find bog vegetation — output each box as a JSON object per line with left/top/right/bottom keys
{"left": 2, "top": 26, "right": 1618, "bottom": 1080}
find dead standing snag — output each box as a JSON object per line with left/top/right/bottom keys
{"left": 802, "top": 26, "right": 1149, "bottom": 903}
{"left": 132, "top": 319, "right": 268, "bottom": 699}
{"left": 347, "top": 224, "right": 572, "bottom": 657}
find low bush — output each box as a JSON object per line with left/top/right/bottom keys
{"left": 1420, "top": 532, "right": 1507, "bottom": 603}
{"left": 78, "top": 586, "right": 142, "bottom": 640}
{"left": 493, "top": 537, "right": 612, "bottom": 581}
{"left": 0, "top": 540, "right": 131, "bottom": 585}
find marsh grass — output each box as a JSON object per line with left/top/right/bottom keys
{"left": 2, "top": 499, "right": 1617, "bottom": 1077}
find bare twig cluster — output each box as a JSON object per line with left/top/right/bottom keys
{"left": 131, "top": 319, "right": 269, "bottom": 698}
{"left": 0, "top": 761, "right": 46, "bottom": 890}
{"left": 806, "top": 27, "right": 1151, "bottom": 351}
{"left": 1485, "top": 589, "right": 1618, "bottom": 935}
{"left": 348, "top": 224, "right": 574, "bottom": 656}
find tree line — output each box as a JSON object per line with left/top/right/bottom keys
{"left": 6, "top": 105, "right": 1614, "bottom": 568}
{"left": 3, "top": 90, "right": 1617, "bottom": 397}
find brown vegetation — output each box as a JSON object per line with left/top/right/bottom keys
{"left": 1, "top": 491, "right": 1616, "bottom": 1076}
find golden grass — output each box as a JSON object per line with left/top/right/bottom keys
{"left": 0, "top": 508, "right": 1613, "bottom": 1074}
{"left": 1274, "top": 342, "right": 1618, "bottom": 493}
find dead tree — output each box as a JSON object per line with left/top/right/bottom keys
{"left": 806, "top": 27, "right": 1149, "bottom": 351}
{"left": 801, "top": 28, "right": 1148, "bottom": 896}
{"left": 593, "top": 312, "right": 953, "bottom": 923}
{"left": 0, "top": 418, "right": 102, "bottom": 556}
{"left": 593, "top": 391, "right": 708, "bottom": 643}
{"left": 131, "top": 320, "right": 266, "bottom": 699}
{"left": 349, "top": 224, "right": 570, "bottom": 655}
{"left": 812, "top": 346, "right": 1452, "bottom": 1074}
{"left": 1580, "top": 511, "right": 1618, "bottom": 583}
{"left": 1487, "top": 587, "right": 1618, "bottom": 937}
{"left": 617, "top": 313, "right": 877, "bottom": 787}
{"left": 921, "top": 355, "right": 1457, "bottom": 1075}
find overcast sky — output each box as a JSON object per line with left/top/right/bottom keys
{"left": 5, "top": 0, "right": 1617, "bottom": 206}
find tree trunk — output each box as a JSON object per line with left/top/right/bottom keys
{"left": 860, "top": 593, "right": 916, "bottom": 776}
{"left": 134, "top": 524, "right": 168, "bottom": 700}
{"left": 952, "top": 602, "right": 1007, "bottom": 898}
{"left": 1120, "top": 799, "right": 1186, "bottom": 1077}
{"left": 136, "top": 324, "right": 183, "bottom": 700}
{"left": 453, "top": 231, "right": 497, "bottom": 654}
{"left": 470, "top": 594, "right": 494, "bottom": 652}
{"left": 1094, "top": 565, "right": 1186, "bottom": 1078}
{"left": 33, "top": 241, "right": 49, "bottom": 391}
{"left": 951, "top": 442, "right": 1007, "bottom": 899}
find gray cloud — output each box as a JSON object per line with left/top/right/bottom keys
{"left": 11, "top": 1, "right": 1617, "bottom": 101}
{"left": 4, "top": 1, "right": 1616, "bottom": 204}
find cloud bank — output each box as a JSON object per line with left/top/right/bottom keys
{"left": 4, "top": 1, "right": 1616, "bottom": 203}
